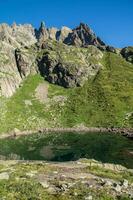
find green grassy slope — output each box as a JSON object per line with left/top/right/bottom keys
{"left": 0, "top": 52, "right": 133, "bottom": 133}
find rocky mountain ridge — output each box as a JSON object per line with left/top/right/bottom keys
{"left": 0, "top": 21, "right": 133, "bottom": 98}
{"left": 0, "top": 22, "right": 102, "bottom": 97}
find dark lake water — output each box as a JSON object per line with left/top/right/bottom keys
{"left": 0, "top": 132, "right": 133, "bottom": 168}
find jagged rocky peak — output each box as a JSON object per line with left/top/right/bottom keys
{"left": 57, "top": 26, "right": 72, "bottom": 42}
{"left": 36, "top": 22, "right": 106, "bottom": 49}
{"left": 0, "top": 21, "right": 130, "bottom": 98}
{"left": 36, "top": 22, "right": 72, "bottom": 43}
{"left": 35, "top": 22, "right": 116, "bottom": 52}
{"left": 0, "top": 21, "right": 117, "bottom": 52}
{"left": 35, "top": 21, "right": 49, "bottom": 42}
{"left": 0, "top": 23, "right": 37, "bottom": 47}
{"left": 48, "top": 27, "right": 59, "bottom": 40}
{"left": 64, "top": 23, "right": 105, "bottom": 48}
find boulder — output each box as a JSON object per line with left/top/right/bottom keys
{"left": 121, "top": 179, "right": 128, "bottom": 188}
{"left": 106, "top": 45, "right": 116, "bottom": 53}
{"left": 39, "top": 180, "right": 49, "bottom": 188}
{"left": 121, "top": 46, "right": 133, "bottom": 63}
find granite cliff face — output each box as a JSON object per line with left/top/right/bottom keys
{"left": 0, "top": 22, "right": 132, "bottom": 97}
{"left": 64, "top": 23, "right": 105, "bottom": 48}
{"left": 0, "top": 22, "right": 104, "bottom": 97}
{"left": 37, "top": 40, "right": 103, "bottom": 88}
{"left": 0, "top": 23, "right": 36, "bottom": 97}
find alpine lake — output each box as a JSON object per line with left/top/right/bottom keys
{"left": 0, "top": 132, "right": 133, "bottom": 169}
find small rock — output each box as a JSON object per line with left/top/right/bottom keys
{"left": 89, "top": 185, "right": 93, "bottom": 188}
{"left": 67, "top": 182, "right": 74, "bottom": 188}
{"left": 85, "top": 195, "right": 93, "bottom": 200}
{"left": 100, "top": 178, "right": 106, "bottom": 186}
{"left": 61, "top": 183, "right": 68, "bottom": 190}
{"left": 74, "top": 192, "right": 78, "bottom": 196}
{"left": 26, "top": 171, "right": 37, "bottom": 177}
{"left": 0, "top": 172, "right": 9, "bottom": 180}
{"left": 53, "top": 171, "right": 58, "bottom": 174}
{"left": 13, "top": 128, "right": 20, "bottom": 134}
{"left": 24, "top": 100, "right": 32, "bottom": 106}
{"left": 113, "top": 184, "right": 121, "bottom": 192}
{"left": 40, "top": 180, "right": 49, "bottom": 188}
{"left": 129, "top": 191, "right": 133, "bottom": 198}
{"left": 121, "top": 179, "right": 128, "bottom": 188}
{"left": 105, "top": 180, "right": 113, "bottom": 186}
{"left": 60, "top": 174, "right": 66, "bottom": 181}
{"left": 47, "top": 186, "right": 57, "bottom": 194}
{"left": 106, "top": 45, "right": 116, "bottom": 53}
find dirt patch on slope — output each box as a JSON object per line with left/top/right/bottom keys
{"left": 35, "top": 83, "right": 48, "bottom": 103}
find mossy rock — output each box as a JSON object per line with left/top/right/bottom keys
{"left": 37, "top": 40, "right": 103, "bottom": 88}
{"left": 121, "top": 46, "right": 133, "bottom": 63}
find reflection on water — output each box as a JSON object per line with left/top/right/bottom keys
{"left": 0, "top": 132, "right": 133, "bottom": 168}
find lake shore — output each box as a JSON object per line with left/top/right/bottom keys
{"left": 0, "top": 127, "right": 133, "bottom": 139}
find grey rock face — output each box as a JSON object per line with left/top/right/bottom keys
{"left": 15, "top": 47, "right": 37, "bottom": 79}
{"left": 0, "top": 23, "right": 37, "bottom": 97}
{"left": 36, "top": 23, "right": 72, "bottom": 43}
{"left": 35, "top": 21, "right": 49, "bottom": 42}
{"left": 0, "top": 23, "right": 37, "bottom": 47}
{"left": 15, "top": 49, "right": 31, "bottom": 78}
{"left": 64, "top": 23, "right": 106, "bottom": 49}
{"left": 106, "top": 45, "right": 116, "bottom": 53}
{"left": 121, "top": 46, "right": 133, "bottom": 63}
{"left": 0, "top": 41, "right": 22, "bottom": 97}
{"left": 57, "top": 26, "right": 72, "bottom": 42}
{"left": 35, "top": 22, "right": 111, "bottom": 52}
{"left": 48, "top": 27, "right": 59, "bottom": 40}
{"left": 0, "top": 21, "right": 119, "bottom": 98}
{"left": 37, "top": 40, "right": 103, "bottom": 88}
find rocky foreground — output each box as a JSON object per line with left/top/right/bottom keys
{"left": 0, "top": 159, "right": 133, "bottom": 200}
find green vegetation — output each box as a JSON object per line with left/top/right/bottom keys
{"left": 0, "top": 25, "right": 133, "bottom": 200}
{"left": 0, "top": 50, "right": 133, "bottom": 133}
{"left": 0, "top": 179, "right": 123, "bottom": 200}
{"left": 86, "top": 165, "right": 133, "bottom": 183}
{"left": 0, "top": 132, "right": 133, "bottom": 168}
{"left": 60, "top": 52, "right": 133, "bottom": 127}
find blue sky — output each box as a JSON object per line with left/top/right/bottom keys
{"left": 0, "top": 0, "right": 133, "bottom": 47}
